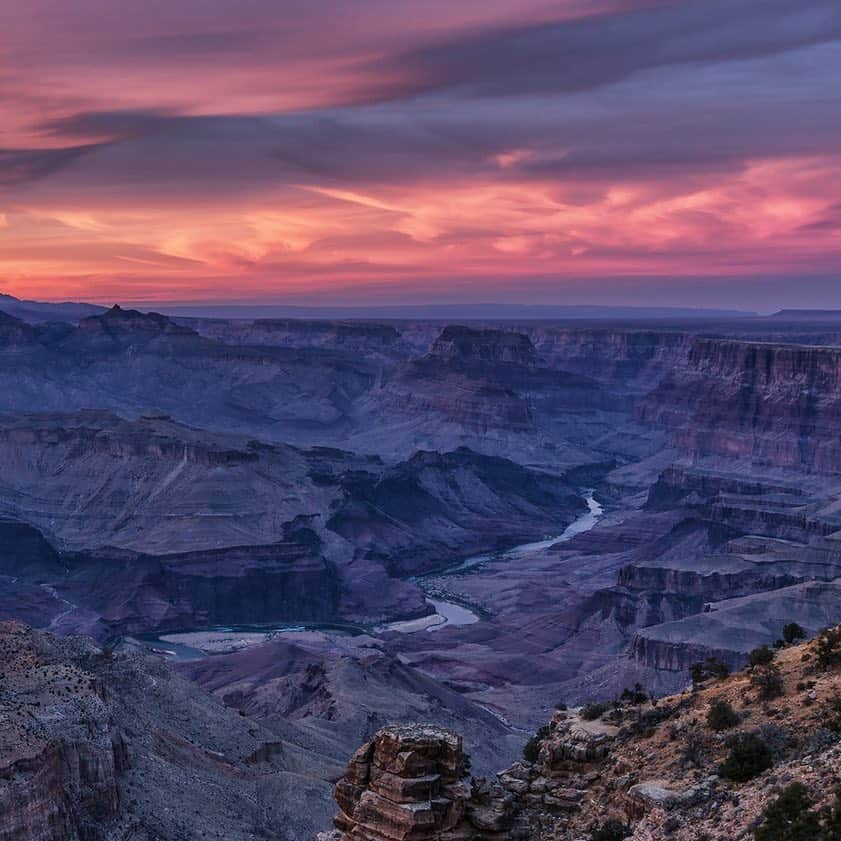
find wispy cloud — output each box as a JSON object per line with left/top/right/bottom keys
{"left": 1, "top": 0, "right": 840, "bottom": 305}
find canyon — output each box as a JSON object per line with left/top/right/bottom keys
{"left": 2, "top": 297, "right": 841, "bottom": 838}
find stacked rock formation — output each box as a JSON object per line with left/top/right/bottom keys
{"left": 322, "top": 724, "right": 521, "bottom": 841}
{"left": 327, "top": 724, "right": 472, "bottom": 841}
{"left": 491, "top": 710, "right": 618, "bottom": 834}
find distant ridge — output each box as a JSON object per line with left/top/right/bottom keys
{"left": 768, "top": 309, "right": 841, "bottom": 320}
{"left": 0, "top": 292, "right": 105, "bottom": 324}
{"left": 135, "top": 303, "right": 756, "bottom": 321}
{"left": 1, "top": 294, "right": 758, "bottom": 323}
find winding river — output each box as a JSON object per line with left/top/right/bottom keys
{"left": 387, "top": 489, "right": 604, "bottom": 633}
{"left": 132, "top": 490, "right": 604, "bottom": 655}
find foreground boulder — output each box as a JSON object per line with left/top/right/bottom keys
{"left": 323, "top": 724, "right": 518, "bottom": 841}
{"left": 328, "top": 724, "right": 471, "bottom": 841}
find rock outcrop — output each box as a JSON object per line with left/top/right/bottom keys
{"left": 431, "top": 326, "right": 539, "bottom": 366}
{"left": 322, "top": 716, "right": 623, "bottom": 841}
{"left": 328, "top": 724, "right": 477, "bottom": 841}
{"left": 79, "top": 305, "right": 198, "bottom": 338}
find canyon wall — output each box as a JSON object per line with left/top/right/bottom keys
{"left": 523, "top": 327, "right": 694, "bottom": 392}
{"left": 638, "top": 338, "right": 841, "bottom": 472}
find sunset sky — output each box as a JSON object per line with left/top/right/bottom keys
{"left": 1, "top": 0, "right": 840, "bottom": 307}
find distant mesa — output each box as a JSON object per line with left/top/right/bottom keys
{"left": 431, "top": 325, "right": 538, "bottom": 366}
{"left": 79, "top": 304, "right": 197, "bottom": 336}
{"left": 0, "top": 309, "right": 24, "bottom": 326}
{"left": 0, "top": 309, "right": 36, "bottom": 344}
{"left": 139, "top": 409, "right": 173, "bottom": 421}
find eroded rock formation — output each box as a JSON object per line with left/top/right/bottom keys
{"left": 328, "top": 724, "right": 477, "bottom": 841}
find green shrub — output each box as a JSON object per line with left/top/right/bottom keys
{"left": 620, "top": 683, "right": 648, "bottom": 705}
{"left": 681, "top": 730, "right": 705, "bottom": 768}
{"left": 749, "top": 646, "right": 776, "bottom": 668}
{"left": 823, "top": 695, "right": 841, "bottom": 733}
{"left": 750, "top": 664, "right": 784, "bottom": 700}
{"left": 707, "top": 698, "right": 740, "bottom": 731}
{"left": 822, "top": 787, "right": 841, "bottom": 839}
{"left": 782, "top": 623, "right": 806, "bottom": 645}
{"left": 580, "top": 702, "right": 610, "bottom": 721}
{"left": 755, "top": 782, "right": 821, "bottom": 841}
{"left": 522, "top": 725, "right": 549, "bottom": 762}
{"left": 690, "top": 656, "right": 731, "bottom": 686}
{"left": 690, "top": 662, "right": 705, "bottom": 686}
{"left": 816, "top": 626, "right": 841, "bottom": 670}
{"left": 719, "top": 732, "right": 773, "bottom": 782}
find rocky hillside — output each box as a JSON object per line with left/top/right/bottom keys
{"left": 0, "top": 292, "right": 104, "bottom": 323}
{"left": 319, "top": 625, "right": 841, "bottom": 840}
{"left": 0, "top": 621, "right": 345, "bottom": 841}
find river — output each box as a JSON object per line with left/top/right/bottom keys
{"left": 387, "top": 489, "right": 604, "bottom": 633}
{"left": 131, "top": 490, "right": 604, "bottom": 655}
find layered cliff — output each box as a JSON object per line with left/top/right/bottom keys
{"left": 629, "top": 578, "right": 841, "bottom": 671}
{"left": 352, "top": 325, "right": 632, "bottom": 466}
{"left": 0, "top": 411, "right": 338, "bottom": 554}
{"left": 638, "top": 338, "right": 841, "bottom": 472}
{"left": 523, "top": 327, "right": 694, "bottom": 392}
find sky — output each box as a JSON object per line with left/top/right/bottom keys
{"left": 1, "top": 0, "right": 840, "bottom": 308}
